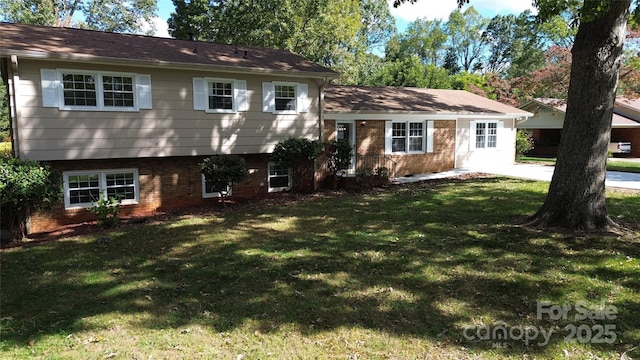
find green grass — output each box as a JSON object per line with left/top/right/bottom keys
{"left": 1, "top": 178, "right": 639, "bottom": 359}
{"left": 519, "top": 156, "right": 640, "bottom": 173}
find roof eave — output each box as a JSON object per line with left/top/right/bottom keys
{"left": 0, "top": 49, "right": 340, "bottom": 79}
{"left": 324, "top": 110, "right": 533, "bottom": 121}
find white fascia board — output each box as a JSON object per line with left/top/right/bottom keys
{"left": 2, "top": 49, "right": 339, "bottom": 80}
{"left": 325, "top": 112, "right": 532, "bottom": 121}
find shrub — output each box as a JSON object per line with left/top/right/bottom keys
{"left": 323, "top": 139, "right": 353, "bottom": 175}
{"left": 0, "top": 158, "right": 62, "bottom": 241}
{"left": 199, "top": 155, "right": 248, "bottom": 207}
{"left": 88, "top": 195, "right": 122, "bottom": 228}
{"left": 516, "top": 129, "right": 535, "bottom": 159}
{"left": 271, "top": 137, "right": 321, "bottom": 192}
{"left": 0, "top": 142, "right": 12, "bottom": 158}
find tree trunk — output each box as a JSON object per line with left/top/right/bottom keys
{"left": 527, "top": 0, "right": 631, "bottom": 231}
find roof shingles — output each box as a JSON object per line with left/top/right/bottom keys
{"left": 324, "top": 85, "right": 531, "bottom": 115}
{"left": 0, "top": 22, "right": 337, "bottom": 76}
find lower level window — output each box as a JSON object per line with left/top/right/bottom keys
{"left": 64, "top": 169, "right": 139, "bottom": 209}
{"left": 268, "top": 163, "right": 291, "bottom": 192}
{"left": 202, "top": 173, "right": 232, "bottom": 198}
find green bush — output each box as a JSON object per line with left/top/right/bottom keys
{"left": 0, "top": 158, "right": 62, "bottom": 241}
{"left": 199, "top": 155, "right": 248, "bottom": 207}
{"left": 88, "top": 195, "right": 122, "bottom": 228}
{"left": 0, "top": 142, "right": 12, "bottom": 158}
{"left": 323, "top": 139, "right": 353, "bottom": 175}
{"left": 515, "top": 129, "right": 535, "bottom": 159}
{"left": 271, "top": 137, "right": 321, "bottom": 192}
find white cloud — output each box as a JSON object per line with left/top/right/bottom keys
{"left": 153, "top": 16, "right": 171, "bottom": 38}
{"left": 139, "top": 16, "right": 171, "bottom": 38}
{"left": 388, "top": 0, "right": 537, "bottom": 22}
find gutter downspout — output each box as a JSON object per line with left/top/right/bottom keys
{"left": 7, "top": 55, "right": 19, "bottom": 158}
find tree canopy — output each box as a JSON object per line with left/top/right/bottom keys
{"left": 0, "top": 0, "right": 158, "bottom": 33}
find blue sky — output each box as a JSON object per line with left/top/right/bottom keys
{"left": 150, "top": 0, "right": 537, "bottom": 38}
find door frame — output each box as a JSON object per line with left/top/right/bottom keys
{"left": 336, "top": 120, "right": 356, "bottom": 174}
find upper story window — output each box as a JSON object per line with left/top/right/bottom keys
{"left": 471, "top": 121, "right": 502, "bottom": 150}
{"left": 274, "top": 84, "right": 296, "bottom": 111}
{"left": 41, "top": 69, "right": 152, "bottom": 111}
{"left": 192, "top": 77, "right": 247, "bottom": 113}
{"left": 262, "top": 81, "right": 309, "bottom": 114}
{"left": 102, "top": 75, "right": 135, "bottom": 107}
{"left": 63, "top": 169, "right": 139, "bottom": 209}
{"left": 386, "top": 120, "right": 434, "bottom": 154}
{"left": 62, "top": 74, "right": 97, "bottom": 107}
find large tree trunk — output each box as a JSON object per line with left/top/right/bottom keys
{"left": 527, "top": 0, "right": 631, "bottom": 231}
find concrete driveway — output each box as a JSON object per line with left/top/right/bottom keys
{"left": 395, "top": 163, "right": 640, "bottom": 190}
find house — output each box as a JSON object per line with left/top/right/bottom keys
{"left": 519, "top": 98, "right": 640, "bottom": 157}
{"left": 323, "top": 85, "right": 532, "bottom": 177}
{"left": 0, "top": 22, "right": 338, "bottom": 233}
{"left": 1, "top": 23, "right": 532, "bottom": 235}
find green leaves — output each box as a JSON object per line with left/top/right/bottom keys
{"left": 0, "top": 0, "right": 158, "bottom": 34}
{"left": 0, "top": 158, "right": 62, "bottom": 241}
{"left": 271, "top": 138, "right": 321, "bottom": 169}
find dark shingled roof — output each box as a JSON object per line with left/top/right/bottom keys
{"left": 0, "top": 22, "right": 338, "bottom": 77}
{"left": 324, "top": 85, "right": 531, "bottom": 115}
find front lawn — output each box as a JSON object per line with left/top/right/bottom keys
{"left": 1, "top": 178, "right": 639, "bottom": 359}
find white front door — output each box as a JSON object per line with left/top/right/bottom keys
{"left": 336, "top": 121, "right": 356, "bottom": 174}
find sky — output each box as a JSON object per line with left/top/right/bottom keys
{"left": 150, "top": 0, "right": 537, "bottom": 38}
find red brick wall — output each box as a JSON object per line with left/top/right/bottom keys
{"left": 323, "top": 119, "right": 456, "bottom": 177}
{"left": 29, "top": 154, "right": 302, "bottom": 234}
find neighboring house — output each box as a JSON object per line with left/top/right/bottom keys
{"left": 0, "top": 22, "right": 338, "bottom": 233}
{"left": 519, "top": 98, "right": 640, "bottom": 157}
{"left": 323, "top": 85, "right": 532, "bottom": 177}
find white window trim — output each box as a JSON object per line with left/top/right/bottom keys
{"left": 201, "top": 174, "right": 232, "bottom": 198}
{"left": 470, "top": 120, "right": 503, "bottom": 150}
{"left": 48, "top": 69, "right": 149, "bottom": 111}
{"left": 274, "top": 81, "right": 298, "bottom": 114}
{"left": 385, "top": 120, "right": 434, "bottom": 155}
{"left": 63, "top": 169, "right": 140, "bottom": 209}
{"left": 262, "top": 81, "right": 309, "bottom": 114}
{"left": 268, "top": 162, "right": 292, "bottom": 193}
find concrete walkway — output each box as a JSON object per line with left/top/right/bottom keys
{"left": 395, "top": 163, "right": 640, "bottom": 190}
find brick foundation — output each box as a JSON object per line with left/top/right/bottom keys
{"left": 29, "top": 154, "right": 312, "bottom": 234}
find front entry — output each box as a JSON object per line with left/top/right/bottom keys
{"left": 336, "top": 121, "right": 356, "bottom": 174}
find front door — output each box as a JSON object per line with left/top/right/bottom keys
{"left": 336, "top": 121, "right": 356, "bottom": 174}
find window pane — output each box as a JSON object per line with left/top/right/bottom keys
{"left": 62, "top": 73, "right": 97, "bottom": 107}
{"left": 274, "top": 85, "right": 296, "bottom": 111}
{"left": 208, "top": 81, "right": 233, "bottom": 110}
{"left": 105, "top": 172, "right": 136, "bottom": 200}
{"left": 392, "top": 123, "right": 407, "bottom": 152}
{"left": 67, "top": 173, "right": 100, "bottom": 204}
{"left": 103, "top": 75, "right": 135, "bottom": 107}
{"left": 268, "top": 164, "right": 291, "bottom": 190}
{"left": 69, "top": 188, "right": 100, "bottom": 204}
{"left": 408, "top": 122, "right": 423, "bottom": 152}
{"left": 203, "top": 174, "right": 230, "bottom": 194}
{"left": 409, "top": 137, "right": 423, "bottom": 152}
{"left": 270, "top": 175, "right": 290, "bottom": 188}
{"left": 392, "top": 138, "right": 406, "bottom": 152}
{"left": 476, "top": 123, "right": 486, "bottom": 149}
{"left": 487, "top": 122, "right": 497, "bottom": 148}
